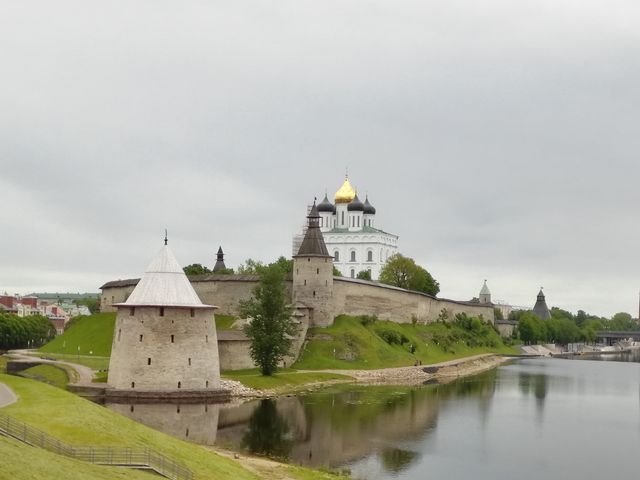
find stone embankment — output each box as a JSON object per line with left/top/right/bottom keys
{"left": 306, "top": 353, "right": 509, "bottom": 386}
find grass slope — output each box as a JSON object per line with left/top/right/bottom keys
{"left": 223, "top": 369, "right": 352, "bottom": 390}
{"left": 17, "top": 364, "right": 69, "bottom": 389}
{"left": 0, "top": 435, "right": 156, "bottom": 480}
{"left": 40, "top": 313, "right": 116, "bottom": 357}
{"left": 294, "top": 315, "right": 517, "bottom": 370}
{"left": 0, "top": 375, "right": 340, "bottom": 480}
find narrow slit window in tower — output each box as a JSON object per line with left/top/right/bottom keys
{"left": 160, "top": 307, "right": 165, "bottom": 317}
{"left": 139, "top": 334, "right": 143, "bottom": 342}
{"left": 117, "top": 329, "right": 121, "bottom": 341}
{"left": 171, "top": 334, "right": 175, "bottom": 343}
{"left": 147, "top": 358, "right": 151, "bottom": 365}
{"left": 130, "top": 307, "right": 135, "bottom": 316}
{"left": 188, "top": 358, "right": 191, "bottom": 366}
{"left": 177, "top": 381, "right": 181, "bottom": 389}
{"left": 131, "top": 382, "right": 135, "bottom": 389}
{"left": 206, "top": 380, "right": 209, "bottom": 388}
{"left": 190, "top": 308, "right": 195, "bottom": 317}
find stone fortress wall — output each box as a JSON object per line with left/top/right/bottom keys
{"left": 102, "top": 275, "right": 494, "bottom": 325}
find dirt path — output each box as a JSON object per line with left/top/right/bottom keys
{"left": 0, "top": 382, "right": 17, "bottom": 408}
{"left": 7, "top": 350, "right": 96, "bottom": 386}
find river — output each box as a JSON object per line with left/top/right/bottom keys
{"left": 107, "top": 352, "right": 640, "bottom": 479}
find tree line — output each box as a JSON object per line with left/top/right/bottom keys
{"left": 0, "top": 313, "right": 56, "bottom": 350}
{"left": 509, "top": 308, "right": 638, "bottom": 345}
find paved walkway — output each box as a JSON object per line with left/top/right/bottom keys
{"left": 0, "top": 382, "right": 17, "bottom": 408}
{"left": 7, "top": 350, "right": 95, "bottom": 386}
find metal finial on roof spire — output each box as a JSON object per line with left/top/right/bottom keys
{"left": 164, "top": 229, "right": 168, "bottom": 246}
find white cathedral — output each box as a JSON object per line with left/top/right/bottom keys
{"left": 293, "top": 176, "right": 399, "bottom": 279}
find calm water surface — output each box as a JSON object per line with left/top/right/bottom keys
{"left": 107, "top": 352, "right": 640, "bottom": 479}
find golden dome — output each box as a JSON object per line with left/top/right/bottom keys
{"left": 334, "top": 177, "right": 356, "bottom": 204}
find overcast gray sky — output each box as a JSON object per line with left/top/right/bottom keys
{"left": 1, "top": 0, "right": 639, "bottom": 317}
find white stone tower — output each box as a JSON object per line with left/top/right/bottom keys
{"left": 292, "top": 200, "right": 334, "bottom": 327}
{"left": 108, "top": 238, "right": 224, "bottom": 398}
{"left": 479, "top": 280, "right": 492, "bottom": 304}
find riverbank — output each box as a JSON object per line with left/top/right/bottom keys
{"left": 6, "top": 349, "right": 512, "bottom": 398}
{"left": 221, "top": 353, "right": 512, "bottom": 397}
{"left": 0, "top": 374, "right": 345, "bottom": 480}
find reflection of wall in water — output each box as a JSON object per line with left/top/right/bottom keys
{"left": 107, "top": 403, "right": 220, "bottom": 445}
{"left": 216, "top": 391, "right": 440, "bottom": 468}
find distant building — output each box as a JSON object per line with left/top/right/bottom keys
{"left": 294, "top": 176, "right": 399, "bottom": 279}
{"left": 532, "top": 288, "right": 551, "bottom": 319}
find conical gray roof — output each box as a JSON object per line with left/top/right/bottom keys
{"left": 480, "top": 280, "right": 491, "bottom": 296}
{"left": 213, "top": 246, "right": 226, "bottom": 272}
{"left": 118, "top": 245, "right": 211, "bottom": 308}
{"left": 295, "top": 202, "right": 331, "bottom": 257}
{"left": 532, "top": 288, "right": 551, "bottom": 320}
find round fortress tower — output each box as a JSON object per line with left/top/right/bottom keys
{"left": 108, "top": 240, "right": 225, "bottom": 399}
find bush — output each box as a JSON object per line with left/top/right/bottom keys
{"left": 375, "top": 328, "right": 409, "bottom": 346}
{"left": 358, "top": 315, "right": 378, "bottom": 326}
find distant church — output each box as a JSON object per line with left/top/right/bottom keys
{"left": 293, "top": 176, "right": 399, "bottom": 279}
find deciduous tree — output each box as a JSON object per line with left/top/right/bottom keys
{"left": 379, "top": 254, "right": 440, "bottom": 296}
{"left": 239, "top": 265, "right": 296, "bottom": 376}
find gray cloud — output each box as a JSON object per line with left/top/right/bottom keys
{"left": 1, "top": 0, "right": 639, "bottom": 316}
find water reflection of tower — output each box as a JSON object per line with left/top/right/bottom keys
{"left": 107, "top": 403, "right": 221, "bottom": 445}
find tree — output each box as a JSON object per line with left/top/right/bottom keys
{"left": 183, "top": 264, "right": 212, "bottom": 275}
{"left": 239, "top": 265, "right": 296, "bottom": 375}
{"left": 609, "top": 312, "right": 636, "bottom": 330}
{"left": 518, "top": 312, "right": 546, "bottom": 344}
{"left": 333, "top": 266, "right": 342, "bottom": 277}
{"left": 493, "top": 307, "right": 504, "bottom": 321}
{"left": 356, "top": 270, "right": 372, "bottom": 280}
{"left": 378, "top": 254, "right": 440, "bottom": 296}
{"left": 74, "top": 296, "right": 100, "bottom": 314}
{"left": 236, "top": 259, "right": 266, "bottom": 275}
{"left": 237, "top": 257, "right": 293, "bottom": 276}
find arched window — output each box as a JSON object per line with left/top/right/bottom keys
{"left": 350, "top": 269, "right": 355, "bottom": 278}
{"left": 350, "top": 250, "right": 356, "bottom": 262}
{"left": 367, "top": 250, "right": 373, "bottom": 262}
{"left": 334, "top": 251, "right": 340, "bottom": 262}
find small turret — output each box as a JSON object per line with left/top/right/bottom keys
{"left": 532, "top": 287, "right": 551, "bottom": 320}
{"left": 213, "top": 246, "right": 226, "bottom": 273}
{"left": 479, "top": 280, "right": 492, "bottom": 304}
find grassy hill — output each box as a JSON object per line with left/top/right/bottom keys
{"left": 39, "top": 313, "right": 237, "bottom": 360}
{"left": 40, "top": 313, "right": 116, "bottom": 357}
{"left": 294, "top": 315, "right": 516, "bottom": 370}
{"left": 0, "top": 374, "right": 341, "bottom": 480}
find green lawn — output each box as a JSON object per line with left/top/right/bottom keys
{"left": 294, "top": 315, "right": 517, "bottom": 370}
{"left": 0, "top": 435, "right": 157, "bottom": 480}
{"left": 215, "top": 314, "right": 236, "bottom": 330}
{"left": 223, "top": 369, "right": 352, "bottom": 390}
{"left": 17, "top": 364, "right": 69, "bottom": 389}
{"left": 0, "top": 375, "right": 341, "bottom": 480}
{"left": 40, "top": 313, "right": 116, "bottom": 357}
